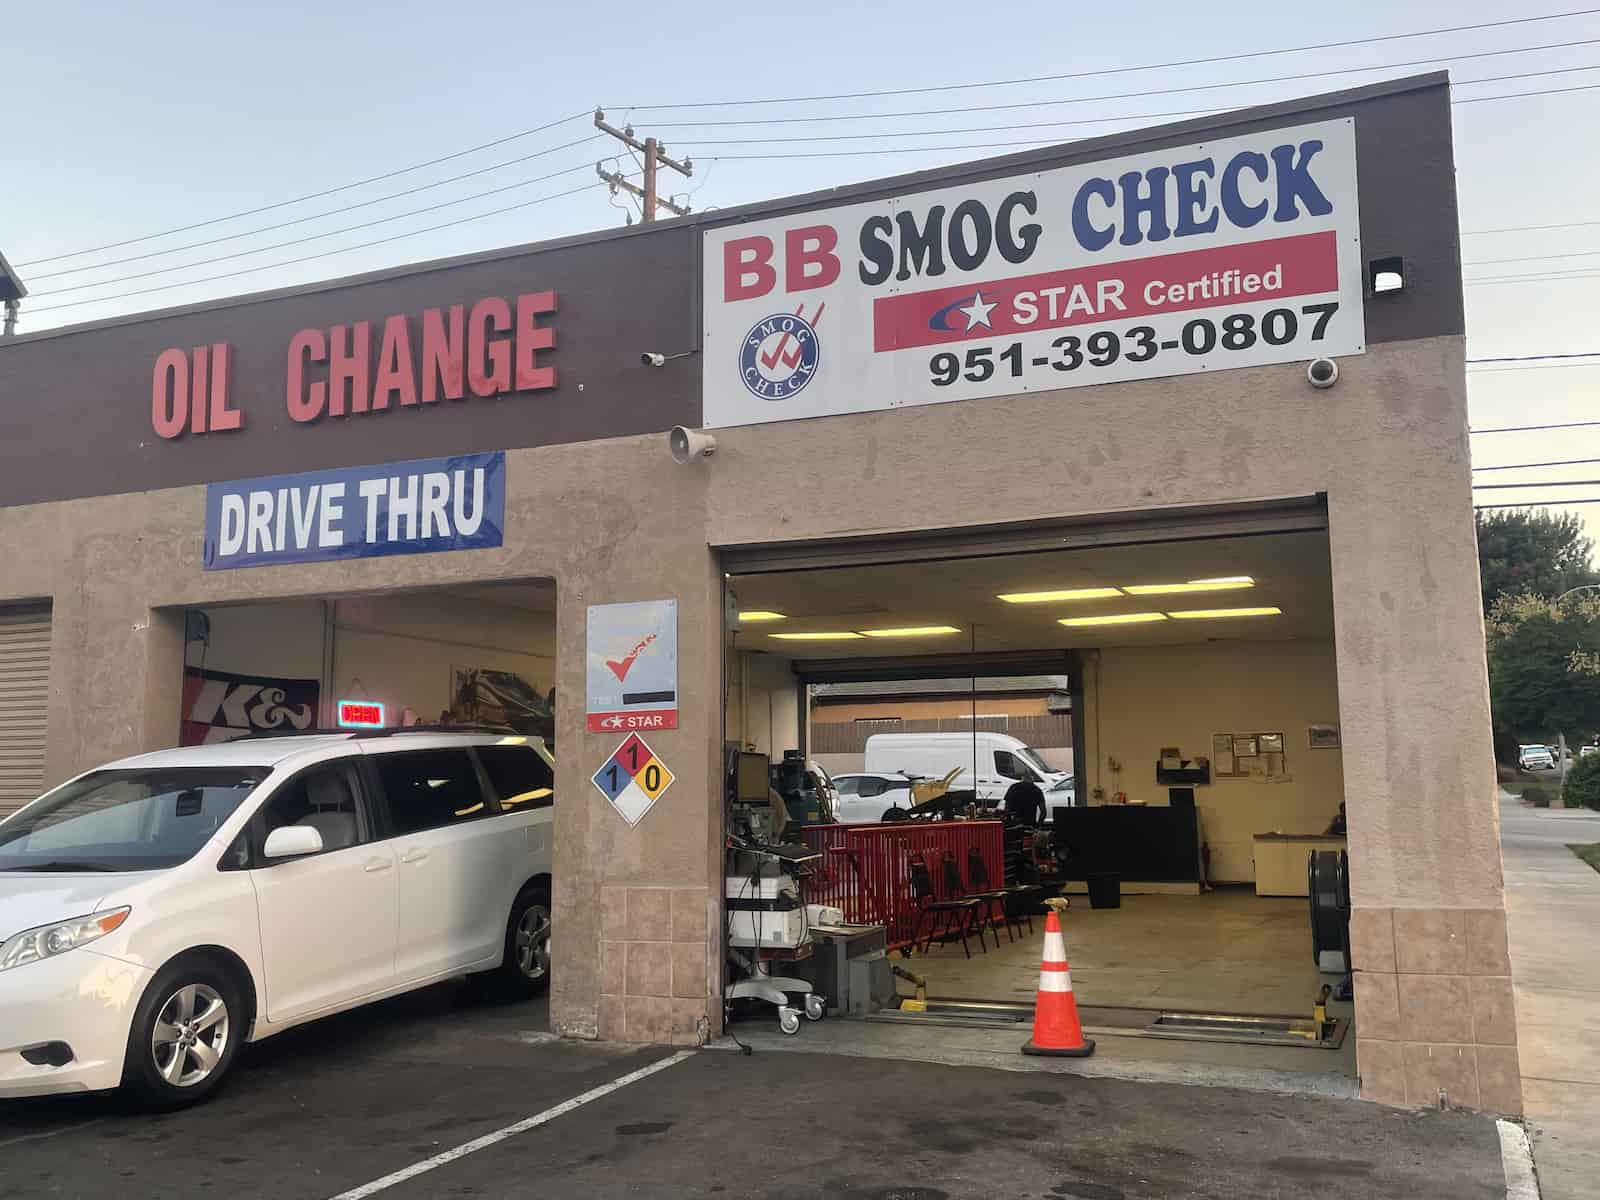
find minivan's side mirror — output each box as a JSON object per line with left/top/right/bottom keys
{"left": 263, "top": 825, "right": 324, "bottom": 860}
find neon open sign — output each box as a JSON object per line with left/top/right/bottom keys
{"left": 337, "top": 701, "right": 385, "bottom": 729}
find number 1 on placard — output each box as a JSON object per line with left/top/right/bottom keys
{"left": 627, "top": 741, "right": 644, "bottom": 770}
{"left": 605, "top": 763, "right": 620, "bottom": 790}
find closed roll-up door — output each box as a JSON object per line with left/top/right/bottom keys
{"left": 0, "top": 606, "right": 51, "bottom": 818}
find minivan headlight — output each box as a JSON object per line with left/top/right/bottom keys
{"left": 0, "top": 908, "right": 131, "bottom": 972}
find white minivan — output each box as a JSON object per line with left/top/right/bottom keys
{"left": 0, "top": 728, "right": 554, "bottom": 1107}
{"left": 863, "top": 731, "right": 1075, "bottom": 814}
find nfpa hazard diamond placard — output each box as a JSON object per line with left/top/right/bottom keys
{"left": 591, "top": 734, "right": 674, "bottom": 827}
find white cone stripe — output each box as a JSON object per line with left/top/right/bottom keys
{"left": 1038, "top": 970, "right": 1073, "bottom": 992}
{"left": 1042, "top": 930, "right": 1067, "bottom": 963}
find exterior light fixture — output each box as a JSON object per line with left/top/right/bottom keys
{"left": 1123, "top": 576, "right": 1255, "bottom": 596}
{"left": 1369, "top": 256, "right": 1404, "bottom": 295}
{"left": 997, "top": 587, "right": 1123, "bottom": 603}
{"left": 1058, "top": 612, "right": 1168, "bottom": 627}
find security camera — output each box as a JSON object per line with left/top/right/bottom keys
{"left": 641, "top": 352, "right": 666, "bottom": 368}
{"left": 669, "top": 426, "right": 716, "bottom": 464}
{"left": 1306, "top": 357, "right": 1339, "bottom": 389}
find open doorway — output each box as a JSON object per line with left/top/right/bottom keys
{"left": 723, "top": 525, "right": 1355, "bottom": 1077}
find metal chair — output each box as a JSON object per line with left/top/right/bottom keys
{"left": 966, "top": 845, "right": 1035, "bottom": 942}
{"left": 908, "top": 852, "right": 983, "bottom": 958}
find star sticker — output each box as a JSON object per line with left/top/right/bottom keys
{"left": 957, "top": 291, "right": 997, "bottom": 331}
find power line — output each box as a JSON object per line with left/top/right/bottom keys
{"left": 679, "top": 71, "right": 1600, "bottom": 149}
{"left": 1474, "top": 479, "right": 1600, "bottom": 488}
{"left": 1472, "top": 420, "right": 1600, "bottom": 434}
{"left": 28, "top": 161, "right": 601, "bottom": 298}
{"left": 695, "top": 81, "right": 1600, "bottom": 162}
{"left": 1467, "top": 352, "right": 1600, "bottom": 363}
{"left": 1454, "top": 80, "right": 1600, "bottom": 102}
{"left": 614, "top": 7, "right": 1600, "bottom": 109}
{"left": 26, "top": 179, "right": 619, "bottom": 315}
{"left": 641, "top": 37, "right": 1600, "bottom": 128}
{"left": 1466, "top": 269, "right": 1600, "bottom": 286}
{"left": 1475, "top": 458, "right": 1600, "bottom": 471}
{"left": 1477, "top": 498, "right": 1600, "bottom": 509}
{"left": 15, "top": 111, "right": 593, "bottom": 268}
{"left": 1463, "top": 217, "right": 1600, "bottom": 235}
{"left": 1469, "top": 361, "right": 1600, "bottom": 372}
{"left": 28, "top": 136, "right": 606, "bottom": 282}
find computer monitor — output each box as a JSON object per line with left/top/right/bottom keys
{"left": 736, "top": 751, "right": 771, "bottom": 803}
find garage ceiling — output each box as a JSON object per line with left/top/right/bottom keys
{"left": 730, "top": 530, "right": 1334, "bottom": 659}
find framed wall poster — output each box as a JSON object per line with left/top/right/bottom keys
{"left": 1308, "top": 723, "right": 1342, "bottom": 749}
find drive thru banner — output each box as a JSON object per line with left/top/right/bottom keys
{"left": 702, "top": 119, "right": 1363, "bottom": 428}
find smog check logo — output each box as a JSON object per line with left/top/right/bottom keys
{"left": 740, "top": 303, "right": 824, "bottom": 401}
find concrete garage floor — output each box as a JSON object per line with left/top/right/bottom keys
{"left": 912, "top": 887, "right": 1330, "bottom": 1015}
{"left": 0, "top": 1032, "right": 1504, "bottom": 1200}
{"left": 763, "top": 886, "right": 1356, "bottom": 1092}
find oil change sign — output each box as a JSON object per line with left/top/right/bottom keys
{"left": 203, "top": 451, "right": 504, "bottom": 569}
{"left": 702, "top": 119, "right": 1362, "bottom": 428}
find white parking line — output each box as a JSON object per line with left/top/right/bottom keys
{"left": 326, "top": 1050, "right": 695, "bottom": 1200}
{"left": 1498, "top": 1119, "right": 1540, "bottom": 1200}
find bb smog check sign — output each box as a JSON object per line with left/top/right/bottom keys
{"left": 702, "top": 118, "right": 1363, "bottom": 427}
{"left": 204, "top": 452, "right": 505, "bottom": 570}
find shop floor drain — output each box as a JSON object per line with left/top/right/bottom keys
{"left": 870, "top": 999, "right": 1346, "bottom": 1049}
{"left": 1142, "top": 1011, "right": 1346, "bottom": 1049}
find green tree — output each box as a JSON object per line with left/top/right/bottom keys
{"left": 1486, "top": 593, "right": 1600, "bottom": 744}
{"left": 1476, "top": 509, "right": 1598, "bottom": 614}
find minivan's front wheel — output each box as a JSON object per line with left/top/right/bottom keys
{"left": 494, "top": 885, "right": 552, "bottom": 998}
{"left": 123, "top": 957, "right": 246, "bottom": 1109}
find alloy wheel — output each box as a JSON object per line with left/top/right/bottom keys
{"left": 515, "top": 904, "right": 552, "bottom": 982}
{"left": 151, "top": 983, "right": 230, "bottom": 1087}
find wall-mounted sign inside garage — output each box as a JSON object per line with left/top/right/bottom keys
{"left": 702, "top": 118, "right": 1362, "bottom": 428}
{"left": 202, "top": 450, "right": 505, "bottom": 570}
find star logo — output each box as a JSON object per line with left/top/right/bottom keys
{"left": 957, "top": 291, "right": 997, "bottom": 331}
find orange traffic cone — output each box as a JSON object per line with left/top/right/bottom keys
{"left": 1022, "top": 908, "right": 1094, "bottom": 1057}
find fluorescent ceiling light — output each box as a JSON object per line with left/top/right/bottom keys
{"left": 738, "top": 611, "right": 786, "bottom": 622}
{"left": 997, "top": 587, "right": 1123, "bottom": 603}
{"left": 1058, "top": 612, "right": 1169, "bottom": 627}
{"left": 770, "top": 631, "right": 866, "bottom": 640}
{"left": 859, "top": 625, "right": 963, "bottom": 638}
{"left": 1123, "top": 575, "right": 1255, "bottom": 596}
{"left": 1167, "top": 606, "right": 1283, "bottom": 619}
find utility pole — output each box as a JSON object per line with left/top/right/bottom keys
{"left": 594, "top": 109, "right": 693, "bottom": 223}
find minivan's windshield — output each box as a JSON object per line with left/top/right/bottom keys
{"left": 0, "top": 768, "right": 267, "bottom": 873}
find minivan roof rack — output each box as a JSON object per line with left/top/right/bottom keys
{"left": 230, "top": 722, "right": 524, "bottom": 742}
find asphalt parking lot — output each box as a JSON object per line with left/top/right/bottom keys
{"left": 0, "top": 987, "right": 1508, "bottom": 1200}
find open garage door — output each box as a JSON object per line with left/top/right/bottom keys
{"left": 0, "top": 604, "right": 52, "bottom": 818}
{"left": 720, "top": 502, "right": 1356, "bottom": 1080}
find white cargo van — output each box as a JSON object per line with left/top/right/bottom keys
{"left": 863, "top": 731, "right": 1075, "bottom": 814}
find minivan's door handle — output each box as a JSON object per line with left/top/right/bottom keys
{"left": 363, "top": 857, "right": 394, "bottom": 873}
{"left": 400, "top": 848, "right": 429, "bottom": 864}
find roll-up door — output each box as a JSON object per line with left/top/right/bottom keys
{"left": 0, "top": 606, "right": 52, "bottom": 817}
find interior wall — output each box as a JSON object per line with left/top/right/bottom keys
{"left": 1081, "top": 639, "right": 1345, "bottom": 883}
{"left": 192, "top": 592, "right": 555, "bottom": 729}
{"left": 331, "top": 592, "right": 554, "bottom": 725}
{"left": 725, "top": 651, "right": 799, "bottom": 758}
{"left": 188, "top": 599, "right": 326, "bottom": 683}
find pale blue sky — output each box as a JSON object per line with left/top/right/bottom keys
{"left": 5, "top": 1, "right": 1600, "bottom": 527}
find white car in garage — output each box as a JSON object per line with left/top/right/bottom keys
{"left": 831, "top": 772, "right": 916, "bottom": 823}
{"left": 0, "top": 728, "right": 554, "bottom": 1107}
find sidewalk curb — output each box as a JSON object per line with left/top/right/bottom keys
{"left": 1498, "top": 1119, "right": 1541, "bottom": 1199}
